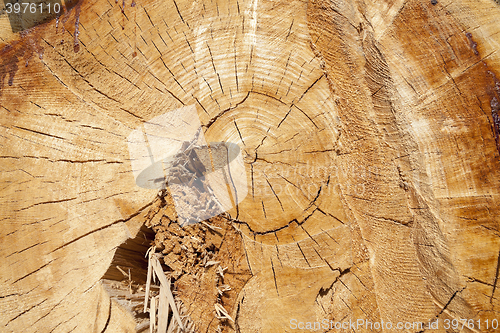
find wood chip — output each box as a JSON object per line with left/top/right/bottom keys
{"left": 149, "top": 296, "right": 157, "bottom": 333}
{"left": 144, "top": 250, "right": 153, "bottom": 312}
{"left": 116, "top": 265, "right": 129, "bottom": 278}
{"left": 158, "top": 284, "right": 169, "bottom": 333}
{"left": 217, "top": 284, "right": 231, "bottom": 295}
{"left": 201, "top": 221, "right": 222, "bottom": 231}
{"left": 217, "top": 266, "right": 227, "bottom": 278}
{"left": 204, "top": 260, "right": 220, "bottom": 267}
{"left": 214, "top": 303, "right": 234, "bottom": 322}
{"left": 151, "top": 255, "right": 184, "bottom": 331}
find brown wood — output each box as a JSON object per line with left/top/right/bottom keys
{"left": 1, "top": 0, "right": 500, "bottom": 332}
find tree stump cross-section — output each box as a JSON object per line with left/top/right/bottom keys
{"left": 1, "top": 0, "right": 500, "bottom": 332}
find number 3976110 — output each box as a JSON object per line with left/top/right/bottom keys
{"left": 5, "top": 2, "right": 61, "bottom": 14}
{"left": 443, "top": 318, "right": 499, "bottom": 330}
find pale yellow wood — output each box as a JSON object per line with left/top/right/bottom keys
{"left": 1, "top": 0, "right": 500, "bottom": 332}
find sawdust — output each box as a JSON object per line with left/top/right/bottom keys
{"left": 144, "top": 191, "right": 252, "bottom": 332}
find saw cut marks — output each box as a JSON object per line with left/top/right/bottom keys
{"left": 1, "top": 0, "right": 500, "bottom": 331}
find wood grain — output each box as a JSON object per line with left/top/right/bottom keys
{"left": 1, "top": 0, "right": 500, "bottom": 332}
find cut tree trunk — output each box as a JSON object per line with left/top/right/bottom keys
{"left": 1, "top": 0, "right": 500, "bottom": 332}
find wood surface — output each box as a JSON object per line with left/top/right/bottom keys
{"left": 1, "top": 0, "right": 500, "bottom": 332}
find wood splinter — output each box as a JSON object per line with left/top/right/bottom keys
{"left": 144, "top": 248, "right": 184, "bottom": 332}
